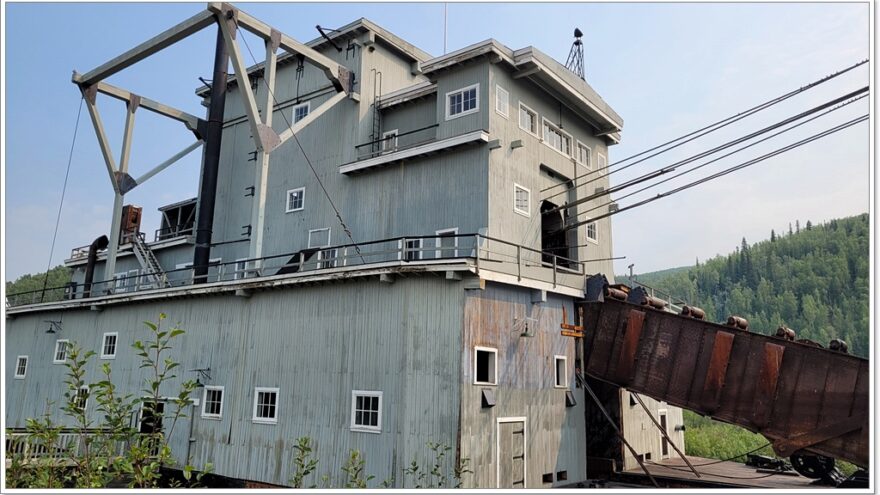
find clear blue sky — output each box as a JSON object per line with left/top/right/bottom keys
{"left": 3, "top": 2, "right": 871, "bottom": 281}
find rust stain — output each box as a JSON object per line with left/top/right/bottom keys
{"left": 614, "top": 309, "right": 645, "bottom": 384}
{"left": 701, "top": 331, "right": 734, "bottom": 411}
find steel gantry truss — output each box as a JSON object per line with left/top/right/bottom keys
{"left": 72, "top": 2, "right": 354, "bottom": 283}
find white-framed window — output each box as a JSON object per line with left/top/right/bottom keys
{"left": 286, "top": 187, "right": 305, "bottom": 212}
{"left": 586, "top": 218, "right": 598, "bottom": 243}
{"left": 351, "top": 390, "right": 383, "bottom": 433}
{"left": 576, "top": 141, "right": 592, "bottom": 170}
{"left": 598, "top": 152, "right": 607, "bottom": 170}
{"left": 101, "top": 332, "right": 118, "bottom": 360}
{"left": 381, "top": 129, "right": 399, "bottom": 152}
{"left": 201, "top": 386, "right": 224, "bottom": 420}
{"left": 554, "top": 355, "right": 568, "bottom": 388}
{"left": 128, "top": 269, "right": 140, "bottom": 290}
{"left": 401, "top": 239, "right": 423, "bottom": 261}
{"left": 495, "top": 85, "right": 509, "bottom": 118}
{"left": 114, "top": 272, "right": 127, "bottom": 293}
{"left": 518, "top": 102, "right": 538, "bottom": 136}
{"left": 293, "top": 101, "right": 310, "bottom": 123}
{"left": 14, "top": 356, "right": 28, "bottom": 379}
{"left": 514, "top": 183, "right": 530, "bottom": 217}
{"left": 542, "top": 118, "right": 572, "bottom": 156}
{"left": 317, "top": 248, "right": 338, "bottom": 269}
{"left": 474, "top": 346, "right": 498, "bottom": 385}
{"left": 435, "top": 228, "right": 459, "bottom": 258}
{"left": 74, "top": 386, "right": 89, "bottom": 412}
{"left": 252, "top": 387, "right": 279, "bottom": 424}
{"left": 445, "top": 83, "right": 479, "bottom": 120}
{"left": 308, "top": 228, "right": 331, "bottom": 248}
{"left": 53, "top": 339, "right": 70, "bottom": 364}
{"left": 234, "top": 258, "right": 249, "bottom": 280}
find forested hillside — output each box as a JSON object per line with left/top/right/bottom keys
{"left": 633, "top": 213, "right": 869, "bottom": 357}
{"left": 5, "top": 265, "right": 72, "bottom": 302}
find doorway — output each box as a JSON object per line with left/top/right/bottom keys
{"left": 659, "top": 410, "right": 670, "bottom": 459}
{"left": 497, "top": 417, "right": 527, "bottom": 488}
{"left": 540, "top": 201, "right": 569, "bottom": 266}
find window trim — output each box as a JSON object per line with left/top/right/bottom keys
{"left": 473, "top": 346, "right": 498, "bottom": 386}
{"left": 292, "top": 101, "right": 311, "bottom": 123}
{"left": 201, "top": 386, "right": 225, "bottom": 420}
{"left": 233, "top": 258, "right": 249, "bottom": 280}
{"left": 114, "top": 272, "right": 127, "bottom": 293}
{"left": 350, "top": 390, "right": 383, "bottom": 433}
{"left": 513, "top": 183, "right": 531, "bottom": 218}
{"left": 286, "top": 187, "right": 305, "bottom": 213}
{"left": 576, "top": 141, "right": 592, "bottom": 170}
{"left": 541, "top": 117, "right": 573, "bottom": 158}
{"left": 252, "top": 387, "right": 280, "bottom": 424}
{"left": 585, "top": 217, "right": 599, "bottom": 244}
{"left": 495, "top": 85, "right": 509, "bottom": 119}
{"left": 381, "top": 129, "right": 399, "bottom": 152}
{"left": 400, "top": 238, "right": 423, "bottom": 261}
{"left": 554, "top": 355, "right": 568, "bottom": 389}
{"left": 445, "top": 83, "right": 480, "bottom": 121}
{"left": 14, "top": 355, "right": 28, "bottom": 379}
{"left": 435, "top": 228, "right": 459, "bottom": 258}
{"left": 308, "top": 227, "right": 331, "bottom": 248}
{"left": 317, "top": 248, "right": 338, "bottom": 269}
{"left": 518, "top": 102, "right": 539, "bottom": 137}
{"left": 101, "top": 332, "right": 118, "bottom": 360}
{"left": 53, "top": 339, "right": 70, "bottom": 364}
{"left": 74, "top": 386, "right": 89, "bottom": 412}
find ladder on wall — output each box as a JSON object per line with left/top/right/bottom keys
{"left": 131, "top": 234, "right": 168, "bottom": 289}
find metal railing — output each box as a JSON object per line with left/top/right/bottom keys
{"left": 154, "top": 224, "right": 194, "bottom": 242}
{"left": 5, "top": 429, "right": 128, "bottom": 461}
{"left": 9, "top": 233, "right": 594, "bottom": 308}
{"left": 628, "top": 279, "right": 689, "bottom": 312}
{"left": 354, "top": 124, "right": 439, "bottom": 161}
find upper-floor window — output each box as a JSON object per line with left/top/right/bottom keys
{"left": 495, "top": 85, "right": 509, "bottom": 118}
{"left": 14, "top": 356, "right": 28, "bottom": 379}
{"left": 446, "top": 84, "right": 479, "bottom": 120}
{"left": 234, "top": 258, "right": 249, "bottom": 280}
{"left": 293, "top": 102, "right": 310, "bottom": 123}
{"left": 382, "top": 129, "right": 399, "bottom": 152}
{"left": 598, "top": 152, "right": 607, "bottom": 170}
{"left": 543, "top": 118, "right": 572, "bottom": 156}
{"left": 286, "top": 187, "right": 305, "bottom": 212}
{"left": 554, "top": 355, "right": 568, "bottom": 388}
{"left": 253, "top": 387, "right": 279, "bottom": 424}
{"left": 519, "top": 103, "right": 538, "bottom": 136}
{"left": 402, "top": 239, "right": 423, "bottom": 261}
{"left": 351, "top": 390, "right": 383, "bottom": 433}
{"left": 514, "top": 183, "right": 530, "bottom": 217}
{"left": 202, "top": 386, "right": 224, "bottom": 420}
{"left": 74, "top": 386, "right": 89, "bottom": 412}
{"left": 576, "top": 142, "right": 592, "bottom": 170}
{"left": 101, "top": 332, "right": 118, "bottom": 360}
{"left": 53, "top": 339, "right": 70, "bottom": 364}
{"left": 586, "top": 219, "right": 598, "bottom": 243}
{"left": 474, "top": 346, "right": 498, "bottom": 385}
{"left": 308, "top": 228, "right": 331, "bottom": 248}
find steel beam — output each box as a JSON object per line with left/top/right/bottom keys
{"left": 81, "top": 87, "right": 120, "bottom": 193}
{"left": 276, "top": 91, "right": 347, "bottom": 145}
{"left": 104, "top": 192, "right": 125, "bottom": 287}
{"left": 76, "top": 9, "right": 216, "bottom": 86}
{"left": 129, "top": 141, "right": 204, "bottom": 191}
{"left": 81, "top": 79, "right": 204, "bottom": 135}
{"left": 119, "top": 98, "right": 138, "bottom": 174}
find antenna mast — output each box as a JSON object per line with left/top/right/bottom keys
{"left": 565, "top": 28, "right": 585, "bottom": 80}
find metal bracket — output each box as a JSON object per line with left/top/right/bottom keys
{"left": 241, "top": 225, "right": 252, "bottom": 237}
{"left": 116, "top": 171, "right": 138, "bottom": 195}
{"left": 244, "top": 186, "right": 255, "bottom": 197}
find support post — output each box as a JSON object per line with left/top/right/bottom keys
{"left": 193, "top": 24, "right": 229, "bottom": 284}
{"left": 104, "top": 192, "right": 124, "bottom": 288}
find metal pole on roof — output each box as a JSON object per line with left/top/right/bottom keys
{"left": 443, "top": 3, "right": 448, "bottom": 54}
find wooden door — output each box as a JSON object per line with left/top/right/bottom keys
{"left": 497, "top": 419, "right": 526, "bottom": 488}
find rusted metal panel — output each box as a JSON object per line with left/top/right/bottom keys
{"left": 579, "top": 298, "right": 869, "bottom": 468}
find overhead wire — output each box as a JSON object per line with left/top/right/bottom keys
{"left": 557, "top": 113, "right": 868, "bottom": 234}
{"left": 39, "top": 97, "right": 84, "bottom": 303}
{"left": 543, "top": 86, "right": 869, "bottom": 217}
{"left": 541, "top": 58, "right": 869, "bottom": 199}
{"left": 557, "top": 92, "right": 869, "bottom": 231}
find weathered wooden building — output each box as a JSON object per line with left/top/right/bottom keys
{"left": 5, "top": 5, "right": 684, "bottom": 487}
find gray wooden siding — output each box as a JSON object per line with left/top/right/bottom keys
{"left": 618, "top": 390, "right": 686, "bottom": 470}
{"left": 5, "top": 276, "right": 464, "bottom": 487}
{"left": 433, "top": 63, "right": 490, "bottom": 141}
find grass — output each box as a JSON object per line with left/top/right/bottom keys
{"left": 683, "top": 411, "right": 858, "bottom": 477}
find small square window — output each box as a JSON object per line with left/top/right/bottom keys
{"left": 519, "top": 103, "right": 538, "bottom": 136}
{"left": 514, "top": 184, "right": 530, "bottom": 217}
{"left": 53, "top": 340, "right": 70, "bottom": 364}
{"left": 308, "top": 228, "right": 331, "bottom": 248}
{"left": 253, "top": 387, "right": 279, "bottom": 424}
{"left": 576, "top": 142, "right": 592, "bottom": 170}
{"left": 234, "top": 258, "right": 249, "bottom": 280}
{"left": 382, "top": 129, "right": 399, "bottom": 152}
{"left": 351, "top": 390, "right": 383, "bottom": 433}
{"left": 446, "top": 84, "right": 479, "bottom": 120}
{"left": 402, "top": 239, "right": 423, "bottom": 261}
{"left": 586, "top": 220, "right": 598, "bottom": 243}
{"left": 101, "top": 332, "right": 118, "bottom": 359}
{"left": 287, "top": 187, "right": 305, "bottom": 212}
{"left": 474, "top": 346, "right": 497, "bottom": 385}
{"left": 293, "top": 102, "right": 310, "bottom": 123}
{"left": 554, "top": 355, "right": 568, "bottom": 388}
{"left": 202, "top": 386, "right": 224, "bottom": 420}
{"left": 556, "top": 470, "right": 568, "bottom": 481}
{"left": 318, "top": 248, "right": 338, "bottom": 269}
{"left": 435, "top": 228, "right": 459, "bottom": 258}
{"left": 495, "top": 85, "right": 509, "bottom": 118}
{"left": 14, "top": 356, "right": 28, "bottom": 379}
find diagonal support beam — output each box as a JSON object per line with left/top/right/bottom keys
{"left": 77, "top": 9, "right": 216, "bottom": 86}
{"left": 81, "top": 86, "right": 120, "bottom": 193}
{"left": 127, "top": 141, "right": 204, "bottom": 193}
{"left": 118, "top": 97, "right": 138, "bottom": 175}
{"left": 276, "top": 91, "right": 347, "bottom": 146}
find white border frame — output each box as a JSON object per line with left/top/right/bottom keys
{"left": 308, "top": 227, "right": 331, "bottom": 248}
{"left": 473, "top": 346, "right": 498, "bottom": 385}
{"left": 496, "top": 416, "right": 528, "bottom": 488}
{"left": 286, "top": 187, "right": 305, "bottom": 213}
{"left": 575, "top": 140, "right": 592, "bottom": 170}
{"left": 53, "top": 339, "right": 70, "bottom": 364}
{"left": 350, "top": 390, "right": 383, "bottom": 433}
{"left": 445, "top": 83, "right": 480, "bottom": 121}
{"left": 553, "top": 355, "right": 568, "bottom": 389}
{"left": 252, "top": 387, "right": 280, "bottom": 424}
{"left": 201, "top": 385, "right": 225, "bottom": 420}
{"left": 435, "top": 228, "right": 459, "bottom": 258}
{"left": 585, "top": 217, "right": 599, "bottom": 244}
{"left": 234, "top": 258, "right": 249, "bottom": 280}
{"left": 381, "top": 129, "right": 399, "bottom": 152}
{"left": 101, "top": 332, "right": 119, "bottom": 360}
{"left": 399, "top": 238, "right": 423, "bottom": 261}
{"left": 495, "top": 85, "right": 509, "bottom": 119}
{"left": 518, "top": 102, "right": 539, "bottom": 137}
{"left": 541, "top": 117, "right": 573, "bottom": 158}
{"left": 292, "top": 101, "right": 311, "bottom": 123}
{"left": 658, "top": 408, "right": 670, "bottom": 459}
{"left": 513, "top": 183, "right": 531, "bottom": 218}
{"left": 14, "top": 355, "right": 28, "bottom": 379}
{"left": 75, "top": 386, "right": 90, "bottom": 412}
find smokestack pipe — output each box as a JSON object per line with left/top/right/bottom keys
{"left": 192, "top": 24, "right": 229, "bottom": 284}
{"left": 83, "top": 235, "right": 110, "bottom": 298}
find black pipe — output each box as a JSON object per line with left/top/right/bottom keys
{"left": 193, "top": 24, "right": 229, "bottom": 284}
{"left": 83, "top": 235, "right": 110, "bottom": 298}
